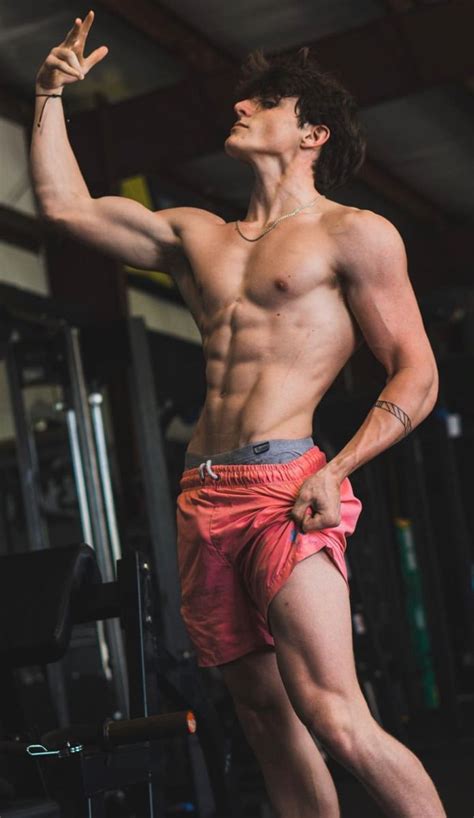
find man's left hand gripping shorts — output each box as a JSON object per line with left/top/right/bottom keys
{"left": 176, "top": 445, "right": 362, "bottom": 667}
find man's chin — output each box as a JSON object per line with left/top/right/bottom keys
{"left": 224, "top": 137, "right": 251, "bottom": 160}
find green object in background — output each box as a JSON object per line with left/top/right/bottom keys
{"left": 394, "top": 517, "right": 440, "bottom": 709}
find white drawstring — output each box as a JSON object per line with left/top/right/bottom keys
{"left": 199, "top": 458, "right": 220, "bottom": 480}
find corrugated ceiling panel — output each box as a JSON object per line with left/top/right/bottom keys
{"left": 158, "top": 0, "right": 384, "bottom": 56}
{"left": 361, "top": 84, "right": 474, "bottom": 220}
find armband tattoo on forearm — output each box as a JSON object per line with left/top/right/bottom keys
{"left": 373, "top": 400, "right": 412, "bottom": 436}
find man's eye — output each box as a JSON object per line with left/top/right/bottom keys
{"left": 260, "top": 98, "right": 278, "bottom": 108}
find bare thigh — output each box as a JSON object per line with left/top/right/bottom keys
{"left": 267, "top": 548, "right": 372, "bottom": 742}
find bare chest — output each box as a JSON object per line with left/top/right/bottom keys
{"left": 179, "top": 220, "right": 340, "bottom": 323}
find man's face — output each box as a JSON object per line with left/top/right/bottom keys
{"left": 224, "top": 95, "right": 305, "bottom": 162}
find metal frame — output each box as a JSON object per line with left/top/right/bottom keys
{"left": 127, "top": 316, "right": 190, "bottom": 657}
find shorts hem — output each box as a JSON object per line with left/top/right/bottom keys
{"left": 195, "top": 637, "right": 275, "bottom": 668}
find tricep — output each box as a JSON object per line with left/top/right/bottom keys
{"left": 47, "top": 195, "right": 181, "bottom": 272}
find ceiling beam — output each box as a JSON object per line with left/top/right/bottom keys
{"left": 303, "top": 0, "right": 474, "bottom": 106}
{"left": 96, "top": 0, "right": 233, "bottom": 73}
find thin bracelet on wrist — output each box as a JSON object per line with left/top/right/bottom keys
{"left": 35, "top": 92, "right": 63, "bottom": 128}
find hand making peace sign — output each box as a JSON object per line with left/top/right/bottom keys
{"left": 36, "top": 10, "right": 108, "bottom": 91}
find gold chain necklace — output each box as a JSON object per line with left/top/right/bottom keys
{"left": 235, "top": 194, "right": 322, "bottom": 242}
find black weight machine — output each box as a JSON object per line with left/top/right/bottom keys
{"left": 0, "top": 543, "right": 196, "bottom": 817}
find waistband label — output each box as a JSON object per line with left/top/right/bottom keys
{"left": 252, "top": 441, "right": 270, "bottom": 455}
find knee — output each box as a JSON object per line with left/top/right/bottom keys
{"left": 295, "top": 691, "right": 373, "bottom": 764}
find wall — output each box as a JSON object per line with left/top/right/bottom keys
{"left": 0, "top": 115, "right": 49, "bottom": 295}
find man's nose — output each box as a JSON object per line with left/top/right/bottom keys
{"left": 233, "top": 98, "right": 253, "bottom": 118}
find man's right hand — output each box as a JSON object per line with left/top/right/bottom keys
{"left": 35, "top": 9, "right": 108, "bottom": 93}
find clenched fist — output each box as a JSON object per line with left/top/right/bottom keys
{"left": 290, "top": 467, "right": 342, "bottom": 533}
{"left": 35, "top": 9, "right": 108, "bottom": 93}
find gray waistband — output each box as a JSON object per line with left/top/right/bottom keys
{"left": 184, "top": 436, "right": 314, "bottom": 470}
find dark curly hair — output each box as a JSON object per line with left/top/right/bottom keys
{"left": 234, "top": 48, "right": 367, "bottom": 194}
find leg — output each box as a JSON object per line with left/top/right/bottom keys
{"left": 219, "top": 646, "right": 340, "bottom": 818}
{"left": 268, "top": 548, "right": 447, "bottom": 818}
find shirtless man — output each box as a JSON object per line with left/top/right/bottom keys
{"left": 32, "top": 11, "right": 446, "bottom": 818}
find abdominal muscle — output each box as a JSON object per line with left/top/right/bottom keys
{"left": 186, "top": 289, "right": 358, "bottom": 456}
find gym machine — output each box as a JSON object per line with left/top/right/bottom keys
{"left": 0, "top": 543, "right": 196, "bottom": 817}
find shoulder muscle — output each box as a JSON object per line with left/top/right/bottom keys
{"left": 335, "top": 209, "right": 407, "bottom": 287}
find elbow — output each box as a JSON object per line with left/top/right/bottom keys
{"left": 30, "top": 181, "right": 59, "bottom": 221}
{"left": 423, "top": 362, "right": 439, "bottom": 416}
{"left": 40, "top": 203, "right": 78, "bottom": 234}
{"left": 37, "top": 192, "right": 84, "bottom": 224}
{"left": 41, "top": 195, "right": 90, "bottom": 227}
{"left": 37, "top": 197, "right": 62, "bottom": 224}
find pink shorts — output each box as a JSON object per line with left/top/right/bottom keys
{"left": 176, "top": 445, "right": 362, "bottom": 667}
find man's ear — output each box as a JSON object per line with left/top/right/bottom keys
{"left": 301, "top": 123, "right": 330, "bottom": 149}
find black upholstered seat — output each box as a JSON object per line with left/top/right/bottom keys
{"left": 0, "top": 544, "right": 101, "bottom": 667}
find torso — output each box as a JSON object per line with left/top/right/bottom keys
{"left": 170, "top": 198, "right": 362, "bottom": 456}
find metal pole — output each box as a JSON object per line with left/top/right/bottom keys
{"left": 64, "top": 326, "right": 129, "bottom": 718}
{"left": 89, "top": 393, "right": 122, "bottom": 565}
{"left": 64, "top": 405, "right": 114, "bottom": 690}
{"left": 65, "top": 407, "right": 94, "bottom": 548}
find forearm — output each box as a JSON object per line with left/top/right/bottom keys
{"left": 325, "top": 365, "right": 439, "bottom": 482}
{"left": 30, "top": 83, "right": 90, "bottom": 218}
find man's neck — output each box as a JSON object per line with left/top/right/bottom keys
{"left": 244, "top": 158, "right": 322, "bottom": 225}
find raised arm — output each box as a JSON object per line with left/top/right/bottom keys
{"left": 30, "top": 10, "right": 184, "bottom": 273}
{"left": 291, "top": 209, "right": 439, "bottom": 533}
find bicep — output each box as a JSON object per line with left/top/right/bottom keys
{"left": 341, "top": 212, "right": 435, "bottom": 377}
{"left": 53, "top": 195, "right": 181, "bottom": 272}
